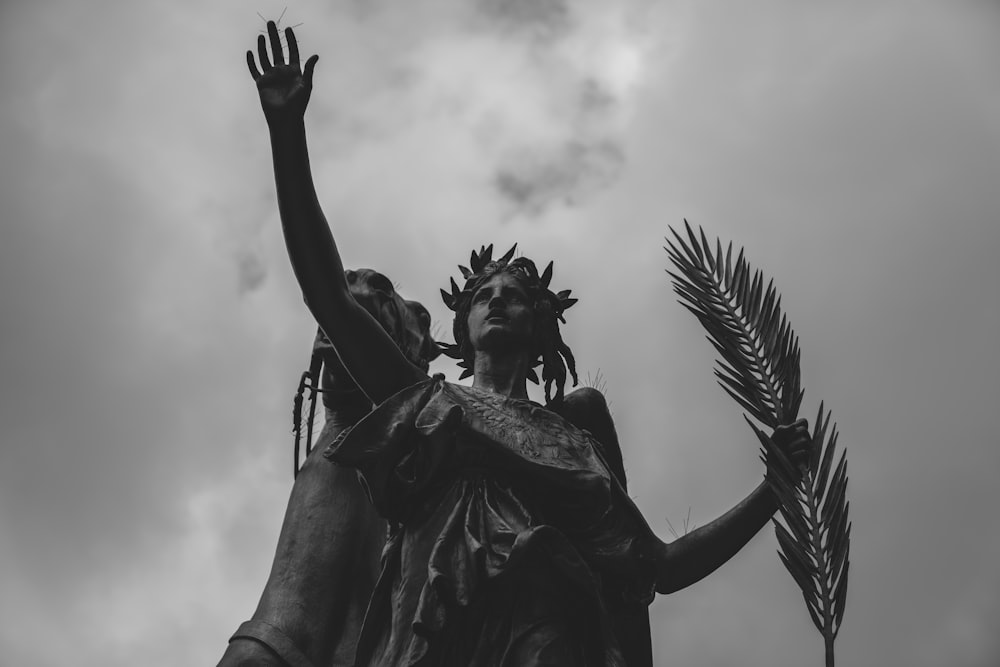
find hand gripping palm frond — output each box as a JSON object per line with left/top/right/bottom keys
{"left": 665, "top": 221, "right": 851, "bottom": 667}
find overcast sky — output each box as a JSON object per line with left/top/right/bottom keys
{"left": 1, "top": 1, "right": 998, "bottom": 665}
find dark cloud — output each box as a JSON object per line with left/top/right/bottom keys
{"left": 475, "top": 0, "right": 573, "bottom": 41}
{"left": 236, "top": 250, "right": 268, "bottom": 293}
{"left": 494, "top": 138, "right": 624, "bottom": 215}
{"left": 3, "top": 2, "right": 1000, "bottom": 666}
{"left": 302, "top": 1, "right": 647, "bottom": 219}
{"left": 0, "top": 124, "right": 302, "bottom": 660}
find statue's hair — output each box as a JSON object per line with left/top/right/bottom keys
{"left": 440, "top": 244, "right": 579, "bottom": 404}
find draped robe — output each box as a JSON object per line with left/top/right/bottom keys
{"left": 326, "top": 377, "right": 659, "bottom": 667}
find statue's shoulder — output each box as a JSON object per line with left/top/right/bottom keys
{"left": 555, "top": 387, "right": 614, "bottom": 432}
{"left": 561, "top": 386, "right": 610, "bottom": 414}
{"left": 554, "top": 387, "right": 628, "bottom": 489}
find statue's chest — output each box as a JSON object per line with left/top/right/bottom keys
{"left": 444, "top": 384, "right": 596, "bottom": 470}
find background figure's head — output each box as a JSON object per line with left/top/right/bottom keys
{"left": 441, "top": 244, "right": 579, "bottom": 404}
{"left": 315, "top": 268, "right": 439, "bottom": 403}
{"left": 345, "top": 268, "right": 438, "bottom": 373}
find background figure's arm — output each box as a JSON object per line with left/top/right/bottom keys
{"left": 655, "top": 420, "right": 811, "bottom": 594}
{"left": 266, "top": 120, "right": 426, "bottom": 403}
{"left": 249, "top": 22, "right": 426, "bottom": 404}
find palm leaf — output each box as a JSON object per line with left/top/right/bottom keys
{"left": 664, "top": 221, "right": 802, "bottom": 429}
{"left": 665, "top": 222, "right": 851, "bottom": 667}
{"left": 751, "top": 405, "right": 851, "bottom": 660}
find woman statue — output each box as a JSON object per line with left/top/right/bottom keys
{"left": 245, "top": 21, "right": 810, "bottom": 667}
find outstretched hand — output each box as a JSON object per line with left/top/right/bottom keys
{"left": 247, "top": 21, "right": 319, "bottom": 124}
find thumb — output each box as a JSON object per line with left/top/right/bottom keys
{"left": 304, "top": 54, "right": 319, "bottom": 85}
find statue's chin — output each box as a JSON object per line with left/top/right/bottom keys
{"left": 473, "top": 334, "right": 533, "bottom": 359}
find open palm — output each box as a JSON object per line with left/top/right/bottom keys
{"left": 247, "top": 21, "right": 318, "bottom": 122}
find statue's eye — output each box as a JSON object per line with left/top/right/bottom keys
{"left": 505, "top": 288, "right": 528, "bottom": 304}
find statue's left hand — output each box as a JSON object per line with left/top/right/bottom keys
{"left": 246, "top": 21, "right": 319, "bottom": 125}
{"left": 653, "top": 417, "right": 815, "bottom": 594}
{"left": 768, "top": 418, "right": 812, "bottom": 481}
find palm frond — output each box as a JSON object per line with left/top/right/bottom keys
{"left": 665, "top": 222, "right": 851, "bottom": 666}
{"left": 751, "top": 404, "right": 850, "bottom": 641}
{"left": 664, "top": 221, "right": 802, "bottom": 429}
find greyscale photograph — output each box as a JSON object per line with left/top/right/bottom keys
{"left": 1, "top": 2, "right": 997, "bottom": 666}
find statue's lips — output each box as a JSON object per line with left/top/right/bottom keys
{"left": 486, "top": 310, "right": 508, "bottom": 323}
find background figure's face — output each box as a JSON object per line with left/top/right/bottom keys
{"left": 345, "top": 268, "right": 437, "bottom": 369}
{"left": 467, "top": 271, "right": 534, "bottom": 355}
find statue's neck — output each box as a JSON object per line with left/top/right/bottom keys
{"left": 472, "top": 350, "right": 530, "bottom": 400}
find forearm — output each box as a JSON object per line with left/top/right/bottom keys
{"left": 656, "top": 480, "right": 777, "bottom": 594}
{"left": 267, "top": 119, "right": 350, "bottom": 313}
{"left": 265, "top": 120, "right": 426, "bottom": 404}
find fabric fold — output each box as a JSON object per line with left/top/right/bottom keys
{"left": 325, "top": 378, "right": 657, "bottom": 666}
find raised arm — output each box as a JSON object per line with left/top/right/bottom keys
{"left": 247, "top": 22, "right": 426, "bottom": 404}
{"left": 654, "top": 419, "right": 812, "bottom": 594}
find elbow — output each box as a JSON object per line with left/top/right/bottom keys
{"left": 656, "top": 578, "right": 681, "bottom": 595}
{"left": 652, "top": 540, "right": 683, "bottom": 595}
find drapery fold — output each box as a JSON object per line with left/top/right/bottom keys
{"left": 326, "top": 378, "right": 657, "bottom": 666}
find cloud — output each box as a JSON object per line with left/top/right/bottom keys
{"left": 3, "top": 1, "right": 1000, "bottom": 666}
{"left": 476, "top": 0, "right": 573, "bottom": 38}
{"left": 494, "top": 138, "right": 625, "bottom": 214}
{"left": 296, "top": 0, "right": 656, "bottom": 219}
{"left": 0, "top": 154, "right": 304, "bottom": 667}
{"left": 236, "top": 250, "right": 269, "bottom": 293}
{"left": 0, "top": 34, "right": 308, "bottom": 660}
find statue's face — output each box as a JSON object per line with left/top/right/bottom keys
{"left": 467, "top": 271, "right": 534, "bottom": 354}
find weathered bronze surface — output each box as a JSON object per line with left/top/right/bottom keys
{"left": 223, "top": 20, "right": 812, "bottom": 667}
{"left": 218, "top": 269, "right": 436, "bottom": 667}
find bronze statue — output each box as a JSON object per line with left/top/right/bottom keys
{"left": 219, "top": 269, "right": 438, "bottom": 667}
{"left": 229, "top": 20, "right": 812, "bottom": 667}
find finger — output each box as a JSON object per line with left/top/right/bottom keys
{"left": 777, "top": 419, "right": 808, "bottom": 440}
{"left": 268, "top": 20, "right": 284, "bottom": 66}
{"left": 286, "top": 27, "right": 300, "bottom": 67}
{"left": 792, "top": 435, "right": 812, "bottom": 452}
{"left": 257, "top": 34, "right": 272, "bottom": 71}
{"left": 303, "top": 54, "right": 319, "bottom": 85}
{"left": 246, "top": 50, "right": 261, "bottom": 80}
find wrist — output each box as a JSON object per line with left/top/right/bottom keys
{"left": 756, "top": 477, "right": 782, "bottom": 515}
{"left": 266, "top": 113, "right": 307, "bottom": 135}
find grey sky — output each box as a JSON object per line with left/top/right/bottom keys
{"left": 1, "top": 1, "right": 998, "bottom": 665}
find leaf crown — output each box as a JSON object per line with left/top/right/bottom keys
{"left": 439, "top": 243, "right": 579, "bottom": 404}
